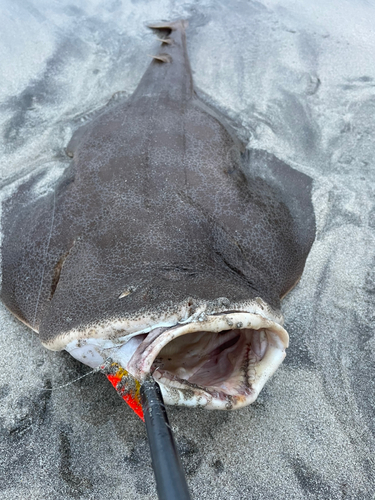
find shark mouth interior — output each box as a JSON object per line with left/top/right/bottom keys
{"left": 153, "top": 328, "right": 267, "bottom": 395}
{"left": 66, "top": 312, "right": 289, "bottom": 410}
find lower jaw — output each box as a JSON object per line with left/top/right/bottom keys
{"left": 65, "top": 311, "right": 289, "bottom": 410}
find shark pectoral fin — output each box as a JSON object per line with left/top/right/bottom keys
{"left": 246, "top": 148, "right": 316, "bottom": 259}
{"left": 1, "top": 166, "right": 75, "bottom": 330}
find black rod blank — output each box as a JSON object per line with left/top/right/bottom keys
{"left": 140, "top": 376, "right": 192, "bottom": 500}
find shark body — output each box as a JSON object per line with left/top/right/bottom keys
{"left": 1, "top": 21, "right": 315, "bottom": 409}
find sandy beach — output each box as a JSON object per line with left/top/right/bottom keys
{"left": 0, "top": 1, "right": 374, "bottom": 498}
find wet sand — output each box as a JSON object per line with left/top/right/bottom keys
{"left": 0, "top": 1, "right": 374, "bottom": 498}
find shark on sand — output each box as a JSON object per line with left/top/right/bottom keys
{"left": 1, "top": 20, "right": 315, "bottom": 413}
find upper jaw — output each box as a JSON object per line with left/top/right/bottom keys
{"left": 65, "top": 310, "right": 288, "bottom": 410}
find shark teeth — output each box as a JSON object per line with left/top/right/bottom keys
{"left": 65, "top": 311, "right": 288, "bottom": 410}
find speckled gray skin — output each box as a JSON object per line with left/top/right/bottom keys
{"left": 1, "top": 20, "right": 314, "bottom": 348}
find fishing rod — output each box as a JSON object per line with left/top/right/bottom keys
{"left": 103, "top": 363, "right": 192, "bottom": 500}
{"left": 141, "top": 376, "right": 192, "bottom": 500}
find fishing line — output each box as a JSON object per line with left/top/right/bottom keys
{"left": 38, "top": 366, "right": 101, "bottom": 392}
{"left": 32, "top": 189, "right": 56, "bottom": 331}
{"left": 37, "top": 355, "right": 117, "bottom": 392}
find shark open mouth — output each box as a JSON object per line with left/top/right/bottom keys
{"left": 65, "top": 311, "right": 289, "bottom": 410}
{"left": 153, "top": 328, "right": 262, "bottom": 394}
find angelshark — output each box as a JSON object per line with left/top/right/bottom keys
{"left": 1, "top": 20, "right": 315, "bottom": 412}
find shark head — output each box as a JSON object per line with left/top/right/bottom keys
{"left": 64, "top": 299, "right": 288, "bottom": 410}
